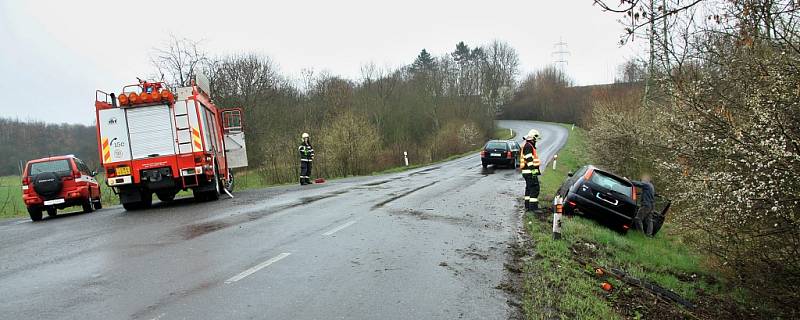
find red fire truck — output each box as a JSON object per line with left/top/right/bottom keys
{"left": 94, "top": 75, "right": 248, "bottom": 210}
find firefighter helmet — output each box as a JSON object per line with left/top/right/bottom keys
{"left": 525, "top": 129, "right": 540, "bottom": 141}
{"left": 302, "top": 133, "right": 310, "bottom": 139}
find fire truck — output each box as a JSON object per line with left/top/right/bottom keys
{"left": 94, "top": 74, "right": 248, "bottom": 210}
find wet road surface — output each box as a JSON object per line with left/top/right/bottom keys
{"left": 0, "top": 121, "right": 568, "bottom": 320}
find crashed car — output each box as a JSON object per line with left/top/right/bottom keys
{"left": 555, "top": 165, "right": 670, "bottom": 234}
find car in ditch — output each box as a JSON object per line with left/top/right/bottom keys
{"left": 20, "top": 155, "right": 102, "bottom": 221}
{"left": 480, "top": 140, "right": 520, "bottom": 168}
{"left": 555, "top": 165, "right": 670, "bottom": 234}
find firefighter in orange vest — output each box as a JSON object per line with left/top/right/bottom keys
{"left": 520, "top": 129, "right": 542, "bottom": 211}
{"left": 299, "top": 133, "right": 315, "bottom": 185}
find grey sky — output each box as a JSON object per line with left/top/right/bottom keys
{"left": 0, "top": 0, "right": 641, "bottom": 125}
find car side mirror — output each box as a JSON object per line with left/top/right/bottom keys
{"left": 567, "top": 171, "right": 574, "bottom": 177}
{"left": 91, "top": 171, "right": 97, "bottom": 177}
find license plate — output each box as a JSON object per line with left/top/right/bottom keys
{"left": 44, "top": 198, "right": 65, "bottom": 206}
{"left": 490, "top": 153, "right": 501, "bottom": 157}
{"left": 115, "top": 167, "right": 131, "bottom": 176}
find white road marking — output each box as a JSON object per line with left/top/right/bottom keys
{"left": 225, "top": 252, "right": 291, "bottom": 284}
{"left": 322, "top": 220, "right": 357, "bottom": 236}
{"left": 13, "top": 220, "right": 30, "bottom": 225}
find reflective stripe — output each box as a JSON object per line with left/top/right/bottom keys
{"left": 521, "top": 170, "right": 532, "bottom": 174}
{"left": 523, "top": 153, "right": 534, "bottom": 158}
{"left": 530, "top": 198, "right": 538, "bottom": 202}
{"left": 524, "top": 196, "right": 530, "bottom": 200}
{"left": 301, "top": 159, "right": 312, "bottom": 162}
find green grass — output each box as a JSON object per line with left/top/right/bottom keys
{"left": 522, "top": 124, "right": 721, "bottom": 319}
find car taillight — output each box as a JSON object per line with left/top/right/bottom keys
{"left": 568, "top": 201, "right": 577, "bottom": 207}
{"left": 107, "top": 167, "right": 116, "bottom": 178}
{"left": 480, "top": 151, "right": 487, "bottom": 157}
{"left": 506, "top": 151, "right": 513, "bottom": 159}
{"left": 22, "top": 177, "right": 30, "bottom": 185}
{"left": 631, "top": 186, "right": 637, "bottom": 201}
{"left": 583, "top": 168, "right": 594, "bottom": 180}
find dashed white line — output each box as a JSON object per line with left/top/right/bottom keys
{"left": 225, "top": 252, "right": 291, "bottom": 284}
{"left": 322, "top": 220, "right": 357, "bottom": 236}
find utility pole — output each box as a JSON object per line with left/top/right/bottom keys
{"left": 552, "top": 38, "right": 570, "bottom": 72}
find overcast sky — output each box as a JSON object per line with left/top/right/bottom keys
{"left": 0, "top": 0, "right": 641, "bottom": 125}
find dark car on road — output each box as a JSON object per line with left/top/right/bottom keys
{"left": 21, "top": 155, "right": 102, "bottom": 221}
{"left": 480, "top": 140, "right": 520, "bottom": 168}
{"left": 556, "top": 165, "right": 669, "bottom": 234}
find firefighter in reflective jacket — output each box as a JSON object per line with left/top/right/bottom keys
{"left": 299, "top": 133, "right": 315, "bottom": 185}
{"left": 520, "top": 129, "right": 542, "bottom": 211}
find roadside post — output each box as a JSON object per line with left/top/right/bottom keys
{"left": 553, "top": 195, "right": 563, "bottom": 240}
{"left": 552, "top": 154, "right": 558, "bottom": 170}
{"left": 509, "top": 128, "right": 513, "bottom": 138}
{"left": 404, "top": 151, "right": 409, "bottom": 166}
{"left": 571, "top": 124, "right": 575, "bottom": 131}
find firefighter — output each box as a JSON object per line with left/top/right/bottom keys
{"left": 520, "top": 129, "right": 542, "bottom": 211}
{"left": 299, "top": 133, "right": 315, "bottom": 185}
{"left": 631, "top": 174, "right": 656, "bottom": 236}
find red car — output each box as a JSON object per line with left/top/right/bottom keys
{"left": 21, "top": 155, "right": 102, "bottom": 221}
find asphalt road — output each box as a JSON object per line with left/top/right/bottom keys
{"left": 0, "top": 121, "right": 569, "bottom": 320}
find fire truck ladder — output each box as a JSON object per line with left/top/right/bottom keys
{"left": 173, "top": 105, "right": 200, "bottom": 188}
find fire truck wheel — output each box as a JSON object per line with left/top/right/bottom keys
{"left": 141, "top": 192, "right": 153, "bottom": 208}
{"left": 46, "top": 207, "right": 58, "bottom": 217}
{"left": 223, "top": 168, "right": 234, "bottom": 192}
{"left": 156, "top": 192, "right": 176, "bottom": 202}
{"left": 27, "top": 207, "right": 43, "bottom": 221}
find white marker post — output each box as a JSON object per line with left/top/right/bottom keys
{"left": 404, "top": 151, "right": 409, "bottom": 166}
{"left": 552, "top": 154, "right": 558, "bottom": 170}
{"left": 553, "top": 195, "right": 563, "bottom": 240}
{"left": 509, "top": 128, "right": 513, "bottom": 138}
{"left": 571, "top": 124, "right": 575, "bottom": 131}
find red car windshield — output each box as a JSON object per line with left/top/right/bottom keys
{"left": 28, "top": 160, "right": 71, "bottom": 176}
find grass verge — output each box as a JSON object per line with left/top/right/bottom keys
{"left": 522, "top": 124, "right": 757, "bottom": 319}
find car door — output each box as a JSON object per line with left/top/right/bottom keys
{"left": 75, "top": 158, "right": 99, "bottom": 198}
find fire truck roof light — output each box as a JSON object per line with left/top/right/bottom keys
{"left": 118, "top": 93, "right": 129, "bottom": 105}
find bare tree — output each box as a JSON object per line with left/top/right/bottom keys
{"left": 150, "top": 35, "right": 210, "bottom": 87}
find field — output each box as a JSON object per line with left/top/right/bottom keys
{"left": 520, "top": 124, "right": 761, "bottom": 319}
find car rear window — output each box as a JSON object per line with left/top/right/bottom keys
{"left": 486, "top": 142, "right": 508, "bottom": 150}
{"left": 589, "top": 171, "right": 632, "bottom": 196}
{"left": 28, "top": 160, "right": 71, "bottom": 176}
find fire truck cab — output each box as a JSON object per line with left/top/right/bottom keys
{"left": 94, "top": 75, "right": 247, "bottom": 210}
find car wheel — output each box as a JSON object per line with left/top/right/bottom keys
{"left": 94, "top": 198, "right": 103, "bottom": 210}
{"left": 27, "top": 207, "right": 43, "bottom": 221}
{"left": 46, "top": 207, "right": 57, "bottom": 217}
{"left": 82, "top": 199, "right": 94, "bottom": 213}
